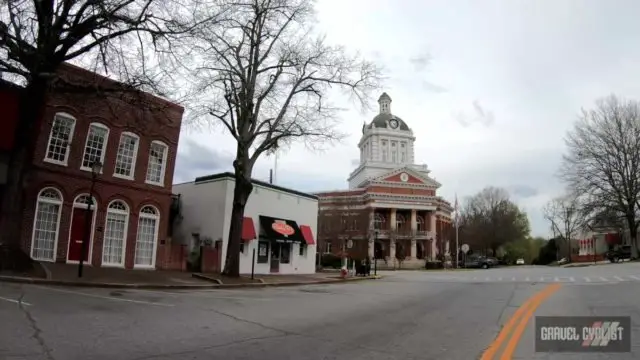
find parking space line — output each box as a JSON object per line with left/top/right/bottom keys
{"left": 0, "top": 296, "right": 32, "bottom": 306}
{"left": 37, "top": 287, "right": 174, "bottom": 307}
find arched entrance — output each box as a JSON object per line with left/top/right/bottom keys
{"left": 416, "top": 242, "right": 424, "bottom": 259}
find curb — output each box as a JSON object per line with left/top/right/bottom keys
{"left": 0, "top": 274, "right": 382, "bottom": 290}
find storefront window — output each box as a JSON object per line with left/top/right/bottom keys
{"left": 281, "top": 243, "right": 291, "bottom": 263}
{"left": 257, "top": 241, "right": 269, "bottom": 263}
{"left": 299, "top": 244, "right": 306, "bottom": 256}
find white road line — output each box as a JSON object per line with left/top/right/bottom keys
{"left": 525, "top": 277, "right": 530, "bottom": 282}
{"left": 630, "top": 275, "right": 640, "bottom": 281}
{"left": 485, "top": 277, "right": 491, "bottom": 281}
{"left": 599, "top": 277, "right": 609, "bottom": 282}
{"left": 37, "top": 287, "right": 174, "bottom": 307}
{"left": 0, "top": 296, "right": 32, "bottom": 306}
{"left": 614, "top": 276, "right": 625, "bottom": 281}
{"left": 496, "top": 277, "right": 503, "bottom": 282}
{"left": 511, "top": 277, "right": 517, "bottom": 282}
{"left": 584, "top": 277, "right": 592, "bottom": 282}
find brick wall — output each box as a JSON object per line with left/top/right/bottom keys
{"left": 156, "top": 243, "right": 187, "bottom": 271}
{"left": 18, "top": 64, "right": 184, "bottom": 269}
{"left": 201, "top": 247, "right": 221, "bottom": 273}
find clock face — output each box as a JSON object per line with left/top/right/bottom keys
{"left": 389, "top": 119, "right": 399, "bottom": 129}
{"left": 400, "top": 172, "right": 409, "bottom": 182}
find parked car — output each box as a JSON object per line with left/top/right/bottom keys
{"left": 606, "top": 245, "right": 632, "bottom": 263}
{"left": 487, "top": 257, "right": 500, "bottom": 267}
{"left": 464, "top": 255, "right": 492, "bottom": 269}
{"left": 516, "top": 258, "right": 525, "bottom": 265}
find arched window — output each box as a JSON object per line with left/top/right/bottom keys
{"left": 102, "top": 200, "right": 130, "bottom": 266}
{"left": 31, "top": 188, "right": 63, "bottom": 261}
{"left": 416, "top": 216, "right": 424, "bottom": 231}
{"left": 396, "top": 214, "right": 406, "bottom": 231}
{"left": 134, "top": 205, "right": 160, "bottom": 268}
{"left": 374, "top": 213, "right": 385, "bottom": 230}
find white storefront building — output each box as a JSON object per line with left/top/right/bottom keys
{"left": 173, "top": 172, "right": 318, "bottom": 275}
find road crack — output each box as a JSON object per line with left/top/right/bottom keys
{"left": 17, "top": 292, "right": 55, "bottom": 360}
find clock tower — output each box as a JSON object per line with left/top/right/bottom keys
{"left": 348, "top": 92, "right": 430, "bottom": 189}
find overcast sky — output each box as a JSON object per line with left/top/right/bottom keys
{"left": 173, "top": 0, "right": 640, "bottom": 237}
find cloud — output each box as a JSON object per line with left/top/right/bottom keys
{"left": 409, "top": 54, "right": 431, "bottom": 72}
{"left": 451, "top": 100, "right": 495, "bottom": 127}
{"left": 174, "top": 139, "right": 234, "bottom": 183}
{"left": 509, "top": 185, "right": 539, "bottom": 199}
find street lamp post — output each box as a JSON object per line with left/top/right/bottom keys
{"left": 374, "top": 229, "right": 379, "bottom": 276}
{"left": 78, "top": 161, "right": 102, "bottom": 278}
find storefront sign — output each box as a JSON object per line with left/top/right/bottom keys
{"left": 272, "top": 222, "right": 295, "bottom": 236}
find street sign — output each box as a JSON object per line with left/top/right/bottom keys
{"left": 347, "top": 240, "right": 353, "bottom": 249}
{"left": 461, "top": 244, "right": 470, "bottom": 253}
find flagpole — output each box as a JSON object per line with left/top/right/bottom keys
{"left": 455, "top": 193, "right": 459, "bottom": 268}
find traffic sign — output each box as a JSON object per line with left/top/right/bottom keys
{"left": 461, "top": 244, "right": 470, "bottom": 253}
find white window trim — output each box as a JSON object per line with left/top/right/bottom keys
{"left": 80, "top": 122, "right": 110, "bottom": 173}
{"left": 102, "top": 200, "right": 130, "bottom": 268}
{"left": 65, "top": 194, "right": 98, "bottom": 265}
{"left": 145, "top": 140, "right": 169, "bottom": 187}
{"left": 43, "top": 113, "right": 76, "bottom": 166}
{"left": 133, "top": 205, "right": 160, "bottom": 269}
{"left": 113, "top": 132, "right": 140, "bottom": 180}
{"left": 30, "top": 187, "right": 63, "bottom": 262}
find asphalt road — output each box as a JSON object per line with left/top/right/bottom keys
{"left": 1, "top": 264, "right": 640, "bottom": 359}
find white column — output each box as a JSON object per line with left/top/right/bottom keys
{"left": 410, "top": 239, "right": 417, "bottom": 259}
{"left": 390, "top": 208, "right": 397, "bottom": 230}
{"left": 410, "top": 209, "right": 417, "bottom": 231}
{"left": 390, "top": 239, "right": 396, "bottom": 261}
{"left": 430, "top": 212, "right": 436, "bottom": 233}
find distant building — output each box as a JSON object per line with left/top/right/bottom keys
{"left": 316, "top": 93, "right": 453, "bottom": 268}
{"left": 0, "top": 64, "right": 183, "bottom": 269}
{"left": 173, "top": 173, "right": 318, "bottom": 275}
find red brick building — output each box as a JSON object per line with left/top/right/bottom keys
{"left": 0, "top": 65, "right": 183, "bottom": 269}
{"left": 316, "top": 93, "right": 453, "bottom": 268}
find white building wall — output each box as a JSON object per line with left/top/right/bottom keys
{"left": 173, "top": 175, "right": 318, "bottom": 275}
{"left": 238, "top": 183, "right": 318, "bottom": 275}
{"left": 172, "top": 180, "right": 229, "bottom": 252}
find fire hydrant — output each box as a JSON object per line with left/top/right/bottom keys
{"left": 340, "top": 267, "right": 348, "bottom": 279}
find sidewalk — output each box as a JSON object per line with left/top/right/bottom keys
{"left": 562, "top": 260, "right": 612, "bottom": 268}
{"left": 0, "top": 262, "right": 380, "bottom": 289}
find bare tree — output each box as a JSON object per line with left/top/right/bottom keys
{"left": 560, "top": 95, "right": 640, "bottom": 258}
{"left": 459, "top": 187, "right": 530, "bottom": 255}
{"left": 187, "top": 0, "right": 382, "bottom": 276}
{"left": 543, "top": 193, "right": 584, "bottom": 259}
{"left": 0, "top": 0, "right": 211, "bottom": 250}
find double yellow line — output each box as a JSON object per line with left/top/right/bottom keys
{"left": 480, "top": 283, "right": 562, "bottom": 360}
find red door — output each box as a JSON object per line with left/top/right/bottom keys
{"left": 68, "top": 209, "right": 93, "bottom": 262}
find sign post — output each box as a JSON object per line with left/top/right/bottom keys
{"left": 251, "top": 248, "right": 256, "bottom": 280}
{"left": 461, "top": 244, "right": 469, "bottom": 269}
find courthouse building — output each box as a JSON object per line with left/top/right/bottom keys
{"left": 316, "top": 93, "right": 453, "bottom": 268}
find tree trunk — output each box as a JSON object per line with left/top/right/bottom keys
{"left": 630, "top": 224, "right": 639, "bottom": 259}
{"left": 0, "top": 79, "right": 49, "bottom": 250}
{"left": 221, "top": 171, "right": 253, "bottom": 277}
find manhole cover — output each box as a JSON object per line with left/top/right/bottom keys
{"left": 109, "top": 291, "right": 124, "bottom": 297}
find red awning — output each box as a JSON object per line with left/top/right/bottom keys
{"left": 242, "top": 217, "right": 257, "bottom": 242}
{"left": 300, "top": 225, "right": 315, "bottom": 245}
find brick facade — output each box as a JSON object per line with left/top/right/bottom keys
{"left": 7, "top": 64, "right": 183, "bottom": 269}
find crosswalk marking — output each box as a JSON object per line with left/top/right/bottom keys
{"left": 413, "top": 274, "right": 640, "bottom": 284}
